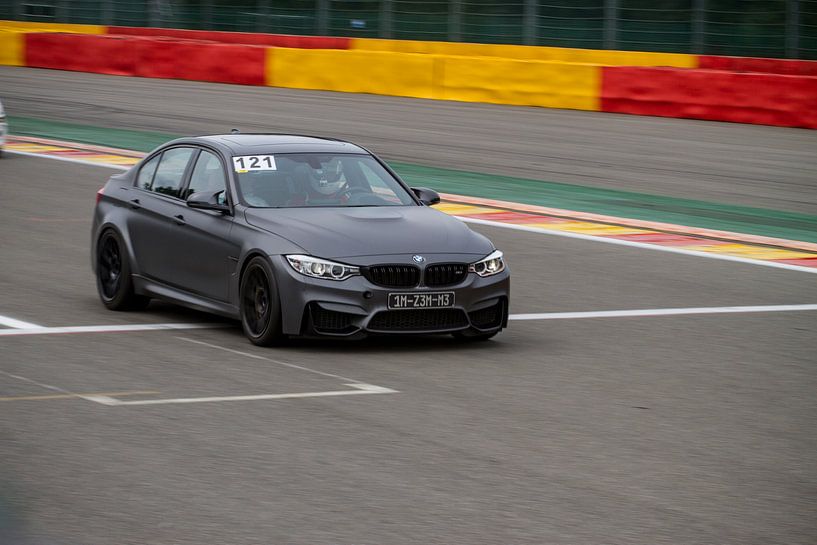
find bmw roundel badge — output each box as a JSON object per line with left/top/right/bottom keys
{"left": 412, "top": 255, "right": 425, "bottom": 263}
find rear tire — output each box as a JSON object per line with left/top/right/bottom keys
{"left": 240, "top": 257, "right": 285, "bottom": 346}
{"left": 96, "top": 229, "right": 150, "bottom": 311}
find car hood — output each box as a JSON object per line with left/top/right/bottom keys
{"left": 244, "top": 206, "right": 494, "bottom": 260}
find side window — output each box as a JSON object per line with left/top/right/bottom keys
{"left": 185, "top": 150, "right": 227, "bottom": 204}
{"left": 136, "top": 154, "right": 161, "bottom": 190}
{"left": 151, "top": 147, "right": 195, "bottom": 198}
{"left": 358, "top": 161, "right": 403, "bottom": 204}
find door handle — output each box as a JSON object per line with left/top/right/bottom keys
{"left": 173, "top": 214, "right": 186, "bottom": 226}
{"left": 129, "top": 198, "right": 141, "bottom": 209}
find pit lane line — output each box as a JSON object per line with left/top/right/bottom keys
{"left": 0, "top": 314, "right": 43, "bottom": 329}
{"left": 511, "top": 304, "right": 817, "bottom": 320}
{"left": 2, "top": 304, "right": 817, "bottom": 338}
{"left": 0, "top": 322, "right": 230, "bottom": 336}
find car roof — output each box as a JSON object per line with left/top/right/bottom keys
{"left": 184, "top": 134, "right": 368, "bottom": 155}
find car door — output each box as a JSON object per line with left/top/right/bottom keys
{"left": 164, "top": 147, "right": 238, "bottom": 302}
{"left": 127, "top": 146, "right": 197, "bottom": 285}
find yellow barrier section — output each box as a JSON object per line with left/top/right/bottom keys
{"left": 354, "top": 38, "right": 697, "bottom": 68}
{"left": 438, "top": 56, "right": 601, "bottom": 111}
{"left": 0, "top": 20, "right": 104, "bottom": 34}
{"left": 267, "top": 48, "right": 436, "bottom": 99}
{"left": 266, "top": 48, "right": 602, "bottom": 111}
{"left": 0, "top": 30, "right": 23, "bottom": 65}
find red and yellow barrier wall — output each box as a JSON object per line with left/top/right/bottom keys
{"left": 108, "top": 26, "right": 350, "bottom": 49}
{"left": 352, "top": 38, "right": 698, "bottom": 68}
{"left": 1, "top": 20, "right": 815, "bottom": 129}
{"left": 23, "top": 33, "right": 267, "bottom": 85}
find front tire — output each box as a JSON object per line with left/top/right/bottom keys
{"left": 96, "top": 229, "right": 150, "bottom": 311}
{"left": 240, "top": 257, "right": 285, "bottom": 346}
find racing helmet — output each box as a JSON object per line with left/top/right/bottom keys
{"left": 309, "top": 157, "right": 345, "bottom": 196}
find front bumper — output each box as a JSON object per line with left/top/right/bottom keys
{"left": 273, "top": 256, "right": 510, "bottom": 338}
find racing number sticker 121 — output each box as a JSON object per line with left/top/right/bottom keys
{"left": 233, "top": 155, "right": 277, "bottom": 172}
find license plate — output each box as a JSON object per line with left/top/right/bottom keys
{"left": 388, "top": 292, "right": 455, "bottom": 309}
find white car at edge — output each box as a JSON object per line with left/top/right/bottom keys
{"left": 0, "top": 98, "right": 7, "bottom": 156}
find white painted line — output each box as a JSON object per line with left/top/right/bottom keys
{"left": 86, "top": 383, "right": 398, "bottom": 406}
{"left": 459, "top": 217, "right": 817, "bottom": 275}
{"left": 176, "top": 337, "right": 364, "bottom": 383}
{"left": 0, "top": 369, "right": 103, "bottom": 403}
{"left": 0, "top": 322, "right": 229, "bottom": 337}
{"left": 509, "top": 303, "right": 817, "bottom": 321}
{"left": 5, "top": 149, "right": 130, "bottom": 171}
{"left": 0, "top": 370, "right": 73, "bottom": 395}
{"left": 0, "top": 314, "right": 44, "bottom": 329}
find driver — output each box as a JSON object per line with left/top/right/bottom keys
{"left": 290, "top": 157, "right": 359, "bottom": 206}
{"left": 310, "top": 157, "right": 346, "bottom": 198}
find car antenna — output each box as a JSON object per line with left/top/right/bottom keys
{"left": 231, "top": 128, "right": 241, "bottom": 134}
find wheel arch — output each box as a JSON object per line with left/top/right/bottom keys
{"left": 237, "top": 250, "right": 278, "bottom": 289}
{"left": 92, "top": 222, "right": 138, "bottom": 276}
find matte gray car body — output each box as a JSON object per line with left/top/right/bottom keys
{"left": 91, "top": 134, "right": 510, "bottom": 343}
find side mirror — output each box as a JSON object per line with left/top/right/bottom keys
{"left": 187, "top": 190, "right": 230, "bottom": 214}
{"left": 411, "top": 187, "right": 440, "bottom": 206}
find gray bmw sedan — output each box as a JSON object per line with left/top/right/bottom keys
{"left": 92, "top": 134, "right": 509, "bottom": 345}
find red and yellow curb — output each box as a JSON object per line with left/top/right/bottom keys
{"left": 6, "top": 135, "right": 817, "bottom": 270}
{"left": 434, "top": 200, "right": 817, "bottom": 268}
{"left": 6, "top": 136, "right": 142, "bottom": 167}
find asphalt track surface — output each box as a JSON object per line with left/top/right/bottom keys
{"left": 1, "top": 66, "right": 816, "bottom": 214}
{"left": 2, "top": 147, "right": 817, "bottom": 544}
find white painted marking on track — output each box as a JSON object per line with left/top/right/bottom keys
{"left": 5, "top": 150, "right": 129, "bottom": 171}
{"left": 0, "top": 322, "right": 229, "bottom": 336}
{"left": 86, "top": 383, "right": 398, "bottom": 406}
{"left": 84, "top": 338, "right": 399, "bottom": 407}
{"left": 0, "top": 314, "right": 43, "bottom": 329}
{"left": 509, "top": 303, "right": 817, "bottom": 321}
{"left": 0, "top": 370, "right": 73, "bottom": 395}
{"left": 459, "top": 217, "right": 817, "bottom": 275}
{"left": 175, "top": 337, "right": 365, "bottom": 383}
{"left": 0, "top": 369, "right": 110, "bottom": 403}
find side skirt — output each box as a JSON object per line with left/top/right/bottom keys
{"left": 133, "top": 275, "right": 240, "bottom": 320}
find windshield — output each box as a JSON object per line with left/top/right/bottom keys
{"left": 233, "top": 153, "right": 416, "bottom": 208}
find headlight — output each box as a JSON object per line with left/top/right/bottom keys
{"left": 469, "top": 250, "right": 505, "bottom": 277}
{"left": 285, "top": 254, "right": 360, "bottom": 281}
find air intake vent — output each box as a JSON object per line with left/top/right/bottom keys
{"left": 468, "top": 300, "right": 505, "bottom": 329}
{"left": 310, "top": 305, "right": 358, "bottom": 335}
{"left": 368, "top": 309, "right": 468, "bottom": 332}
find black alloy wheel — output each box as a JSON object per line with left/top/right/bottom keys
{"left": 240, "top": 257, "right": 284, "bottom": 346}
{"left": 96, "top": 229, "right": 149, "bottom": 310}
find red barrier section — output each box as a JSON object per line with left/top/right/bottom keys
{"left": 133, "top": 37, "right": 266, "bottom": 85}
{"left": 699, "top": 55, "right": 817, "bottom": 76}
{"left": 108, "top": 26, "right": 350, "bottom": 49}
{"left": 601, "top": 66, "right": 817, "bottom": 129}
{"left": 25, "top": 33, "right": 137, "bottom": 75}
{"left": 24, "top": 33, "right": 266, "bottom": 85}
